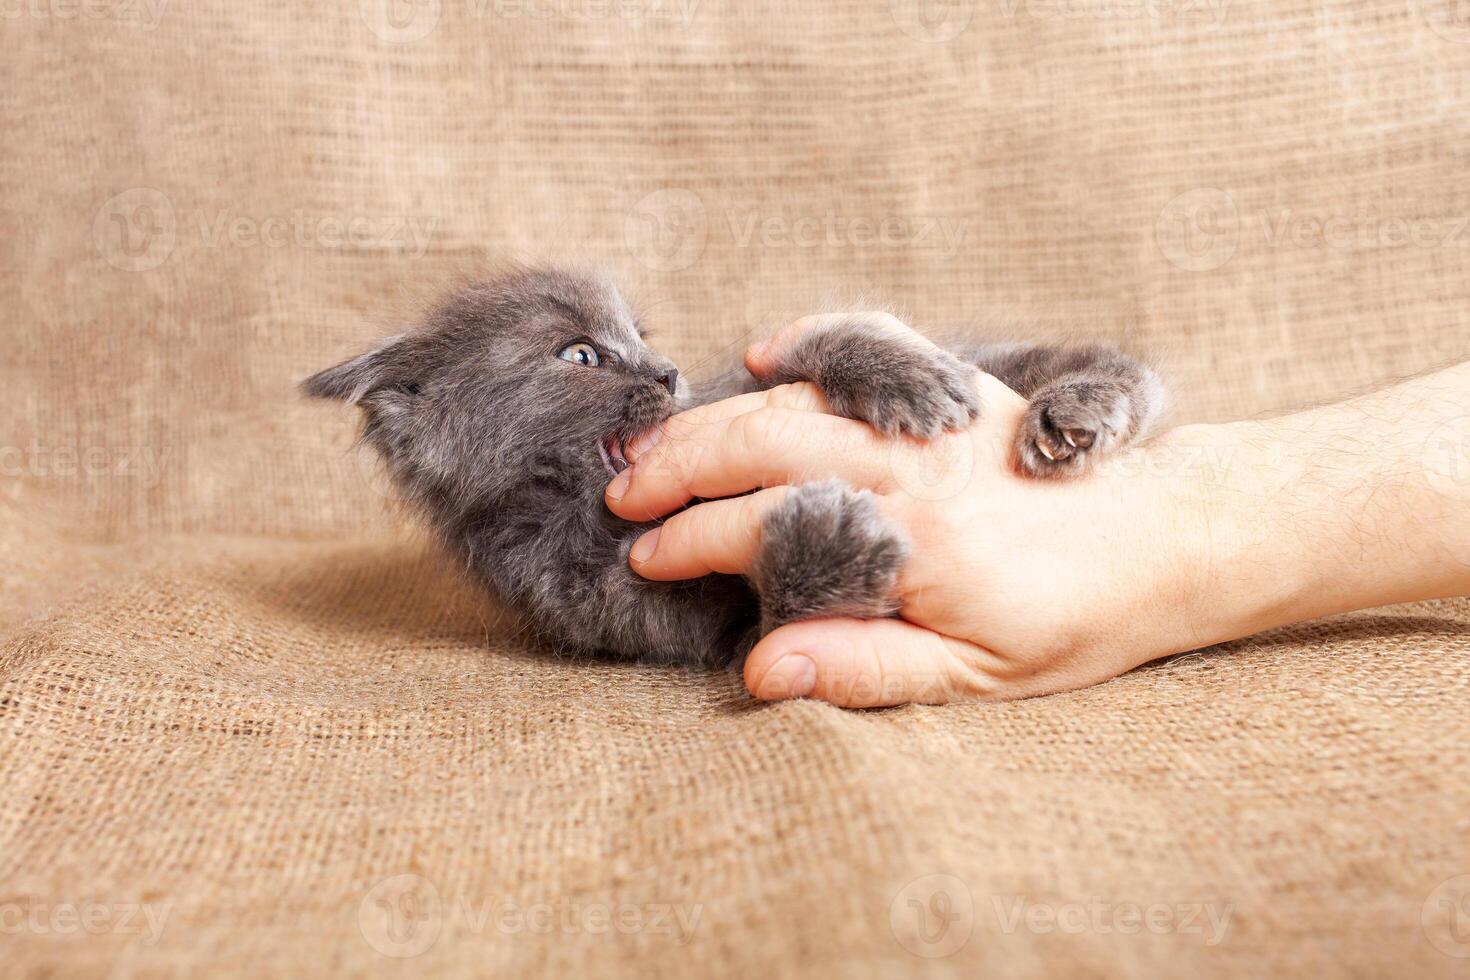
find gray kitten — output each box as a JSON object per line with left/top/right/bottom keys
{"left": 304, "top": 268, "right": 1162, "bottom": 666}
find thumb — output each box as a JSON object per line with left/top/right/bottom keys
{"left": 743, "top": 617, "right": 1001, "bottom": 707}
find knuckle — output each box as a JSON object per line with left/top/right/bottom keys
{"left": 727, "top": 409, "right": 768, "bottom": 460}
{"left": 732, "top": 407, "right": 796, "bottom": 458}
{"left": 640, "top": 441, "right": 690, "bottom": 486}
{"left": 662, "top": 509, "right": 696, "bottom": 553}
{"left": 667, "top": 425, "right": 721, "bottom": 483}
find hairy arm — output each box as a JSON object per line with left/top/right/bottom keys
{"left": 1171, "top": 361, "right": 1470, "bottom": 650}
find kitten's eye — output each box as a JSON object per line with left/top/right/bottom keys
{"left": 557, "top": 342, "right": 601, "bottom": 368}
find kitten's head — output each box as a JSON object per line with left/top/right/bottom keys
{"left": 303, "top": 267, "right": 681, "bottom": 513}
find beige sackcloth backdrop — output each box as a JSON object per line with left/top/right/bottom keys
{"left": 3, "top": 0, "right": 1470, "bottom": 975}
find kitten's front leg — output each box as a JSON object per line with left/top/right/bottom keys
{"left": 760, "top": 314, "right": 980, "bottom": 438}
{"left": 970, "top": 343, "right": 1164, "bottom": 478}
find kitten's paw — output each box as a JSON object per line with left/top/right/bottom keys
{"left": 779, "top": 317, "right": 980, "bottom": 439}
{"left": 1016, "top": 382, "right": 1137, "bottom": 478}
{"left": 752, "top": 479, "right": 909, "bottom": 634}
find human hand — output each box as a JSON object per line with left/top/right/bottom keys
{"left": 605, "top": 318, "right": 1470, "bottom": 708}
{"left": 601, "top": 314, "right": 1203, "bottom": 705}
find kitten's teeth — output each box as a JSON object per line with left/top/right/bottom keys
{"left": 611, "top": 457, "right": 628, "bottom": 474}
{"left": 1036, "top": 439, "right": 1056, "bottom": 461}
{"left": 1061, "top": 430, "right": 1078, "bottom": 448}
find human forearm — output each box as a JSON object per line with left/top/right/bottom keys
{"left": 1173, "top": 363, "right": 1470, "bottom": 647}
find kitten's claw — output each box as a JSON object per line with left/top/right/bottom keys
{"left": 1063, "top": 427, "right": 1094, "bottom": 449}
{"left": 1017, "top": 383, "right": 1136, "bottom": 478}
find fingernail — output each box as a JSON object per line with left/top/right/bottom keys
{"left": 627, "top": 426, "right": 662, "bottom": 462}
{"left": 629, "top": 527, "right": 660, "bottom": 564}
{"left": 757, "top": 653, "right": 816, "bottom": 700}
{"left": 606, "top": 468, "right": 631, "bottom": 501}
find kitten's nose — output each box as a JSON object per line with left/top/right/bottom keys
{"left": 656, "top": 369, "right": 678, "bottom": 396}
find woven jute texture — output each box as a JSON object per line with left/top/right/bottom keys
{"left": 3, "top": 0, "right": 1470, "bottom": 976}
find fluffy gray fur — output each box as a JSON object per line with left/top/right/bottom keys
{"left": 303, "top": 267, "right": 1163, "bottom": 666}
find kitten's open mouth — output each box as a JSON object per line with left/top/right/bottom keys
{"left": 598, "top": 435, "right": 629, "bottom": 476}
{"left": 599, "top": 425, "right": 664, "bottom": 476}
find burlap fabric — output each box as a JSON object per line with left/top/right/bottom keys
{"left": 3, "top": 1, "right": 1468, "bottom": 975}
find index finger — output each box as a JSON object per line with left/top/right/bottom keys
{"left": 625, "top": 381, "right": 831, "bottom": 463}
{"left": 605, "top": 406, "right": 897, "bottom": 522}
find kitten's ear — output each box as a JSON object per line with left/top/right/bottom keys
{"left": 301, "top": 334, "right": 415, "bottom": 405}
